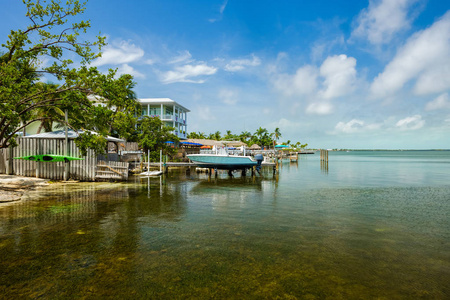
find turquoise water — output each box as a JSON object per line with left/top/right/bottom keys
{"left": 0, "top": 151, "right": 449, "bottom": 298}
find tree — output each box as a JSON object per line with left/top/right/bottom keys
{"left": 187, "top": 131, "right": 206, "bottom": 139}
{"left": 254, "top": 127, "right": 271, "bottom": 148}
{"left": 138, "top": 116, "right": 179, "bottom": 161}
{"left": 271, "top": 127, "right": 282, "bottom": 148}
{"left": 239, "top": 130, "right": 252, "bottom": 143}
{"left": 207, "top": 131, "right": 221, "bottom": 141}
{"left": 223, "top": 130, "right": 237, "bottom": 141}
{"left": 0, "top": 0, "right": 137, "bottom": 152}
{"left": 76, "top": 73, "right": 140, "bottom": 141}
{"left": 187, "top": 132, "right": 199, "bottom": 139}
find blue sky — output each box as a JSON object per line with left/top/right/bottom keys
{"left": 2, "top": 0, "right": 450, "bottom": 149}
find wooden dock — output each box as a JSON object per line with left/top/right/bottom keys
{"left": 96, "top": 161, "right": 129, "bottom": 181}
{"left": 147, "top": 161, "right": 276, "bottom": 168}
{"left": 146, "top": 161, "right": 277, "bottom": 175}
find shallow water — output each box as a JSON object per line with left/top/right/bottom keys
{"left": 0, "top": 151, "right": 449, "bottom": 299}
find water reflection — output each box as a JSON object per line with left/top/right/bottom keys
{"left": 0, "top": 153, "right": 449, "bottom": 298}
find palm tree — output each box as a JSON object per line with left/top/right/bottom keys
{"left": 213, "top": 131, "right": 221, "bottom": 141}
{"left": 239, "top": 130, "right": 252, "bottom": 143}
{"left": 223, "top": 130, "right": 237, "bottom": 141}
{"left": 255, "top": 127, "right": 269, "bottom": 148}
{"left": 271, "top": 127, "right": 282, "bottom": 149}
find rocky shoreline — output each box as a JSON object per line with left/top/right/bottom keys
{"left": 0, "top": 175, "right": 49, "bottom": 203}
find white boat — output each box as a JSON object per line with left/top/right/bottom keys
{"left": 139, "top": 170, "right": 163, "bottom": 176}
{"left": 187, "top": 153, "right": 264, "bottom": 170}
{"left": 140, "top": 149, "right": 163, "bottom": 176}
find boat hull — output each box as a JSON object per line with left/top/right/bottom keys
{"left": 139, "top": 171, "right": 163, "bottom": 176}
{"left": 187, "top": 154, "right": 257, "bottom": 170}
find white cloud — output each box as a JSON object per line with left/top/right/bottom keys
{"left": 209, "top": 0, "right": 228, "bottom": 23}
{"left": 219, "top": 0, "right": 228, "bottom": 14}
{"left": 319, "top": 54, "right": 357, "bottom": 99}
{"left": 351, "top": 0, "right": 418, "bottom": 45}
{"left": 92, "top": 40, "right": 144, "bottom": 66}
{"left": 334, "top": 119, "right": 365, "bottom": 133}
{"left": 117, "top": 64, "right": 145, "bottom": 78}
{"left": 273, "top": 65, "right": 318, "bottom": 97}
{"left": 396, "top": 115, "right": 425, "bottom": 130}
{"left": 160, "top": 63, "right": 217, "bottom": 84}
{"left": 196, "top": 106, "right": 216, "bottom": 121}
{"left": 169, "top": 50, "right": 192, "bottom": 64}
{"left": 371, "top": 11, "right": 450, "bottom": 97}
{"left": 425, "top": 93, "right": 450, "bottom": 111}
{"left": 224, "top": 54, "right": 261, "bottom": 72}
{"left": 272, "top": 54, "right": 357, "bottom": 100}
{"left": 218, "top": 89, "right": 238, "bottom": 105}
{"left": 306, "top": 101, "right": 333, "bottom": 115}
{"left": 333, "top": 119, "right": 383, "bottom": 134}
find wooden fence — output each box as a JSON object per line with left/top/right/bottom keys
{"left": 0, "top": 138, "right": 128, "bottom": 181}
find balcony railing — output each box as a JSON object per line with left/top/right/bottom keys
{"left": 139, "top": 114, "right": 187, "bottom": 129}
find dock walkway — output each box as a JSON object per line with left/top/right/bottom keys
{"left": 147, "top": 162, "right": 276, "bottom": 167}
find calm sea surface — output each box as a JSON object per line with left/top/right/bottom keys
{"left": 1, "top": 151, "right": 449, "bottom": 299}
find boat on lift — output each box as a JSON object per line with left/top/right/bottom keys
{"left": 187, "top": 146, "right": 264, "bottom": 172}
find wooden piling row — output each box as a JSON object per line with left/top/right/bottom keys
{"left": 320, "top": 149, "right": 329, "bottom": 162}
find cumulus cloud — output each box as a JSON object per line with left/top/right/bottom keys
{"left": 306, "top": 101, "right": 333, "bottom": 115}
{"left": 272, "top": 54, "right": 357, "bottom": 100}
{"left": 371, "top": 11, "right": 450, "bottom": 97}
{"left": 117, "top": 64, "right": 145, "bottom": 78}
{"left": 218, "top": 89, "right": 238, "bottom": 105}
{"left": 160, "top": 63, "right": 217, "bottom": 84}
{"left": 224, "top": 54, "right": 261, "bottom": 72}
{"left": 334, "top": 119, "right": 365, "bottom": 133}
{"left": 92, "top": 40, "right": 144, "bottom": 66}
{"left": 396, "top": 115, "right": 425, "bottom": 130}
{"left": 273, "top": 65, "right": 318, "bottom": 97}
{"left": 351, "top": 0, "right": 419, "bottom": 45}
{"left": 319, "top": 54, "right": 357, "bottom": 99}
{"left": 425, "top": 93, "right": 450, "bottom": 111}
{"left": 333, "top": 119, "right": 382, "bottom": 134}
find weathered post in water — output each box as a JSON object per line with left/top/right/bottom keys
{"left": 64, "top": 109, "right": 69, "bottom": 181}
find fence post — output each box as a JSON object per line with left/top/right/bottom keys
{"left": 7, "top": 145, "right": 14, "bottom": 175}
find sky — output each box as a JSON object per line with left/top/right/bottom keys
{"left": 2, "top": 0, "right": 450, "bottom": 149}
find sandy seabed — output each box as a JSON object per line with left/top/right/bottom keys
{"left": 0, "top": 175, "right": 49, "bottom": 203}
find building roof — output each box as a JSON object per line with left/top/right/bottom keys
{"left": 249, "top": 144, "right": 262, "bottom": 150}
{"left": 221, "top": 140, "right": 248, "bottom": 147}
{"left": 138, "top": 98, "right": 190, "bottom": 112}
{"left": 23, "top": 129, "right": 125, "bottom": 142}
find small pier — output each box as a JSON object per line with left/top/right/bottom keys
{"left": 146, "top": 161, "right": 277, "bottom": 176}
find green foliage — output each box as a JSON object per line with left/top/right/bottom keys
{"left": 254, "top": 127, "right": 272, "bottom": 148}
{"left": 138, "top": 116, "right": 179, "bottom": 161}
{"left": 74, "top": 131, "right": 107, "bottom": 156}
{"left": 207, "top": 131, "right": 222, "bottom": 141}
{"left": 187, "top": 131, "right": 207, "bottom": 139}
{"left": 187, "top": 127, "right": 306, "bottom": 150}
{"left": 222, "top": 130, "right": 237, "bottom": 141}
{"left": 238, "top": 131, "right": 252, "bottom": 143}
{"left": 0, "top": 0, "right": 139, "bottom": 155}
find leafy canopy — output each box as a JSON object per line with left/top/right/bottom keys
{"left": 0, "top": 0, "right": 139, "bottom": 152}
{"left": 138, "top": 117, "right": 179, "bottom": 161}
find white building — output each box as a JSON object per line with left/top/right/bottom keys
{"left": 138, "top": 98, "right": 190, "bottom": 140}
